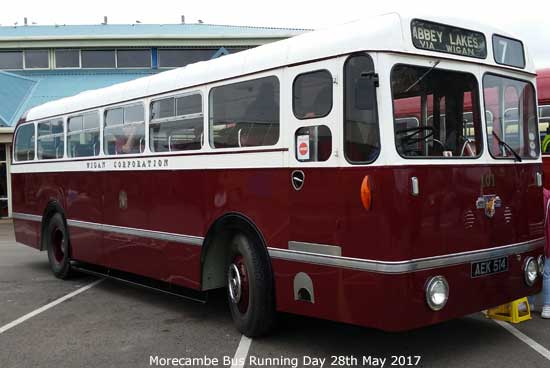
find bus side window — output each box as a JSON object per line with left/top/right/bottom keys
{"left": 14, "top": 124, "right": 36, "bottom": 161}
{"left": 209, "top": 76, "right": 279, "bottom": 148}
{"left": 293, "top": 70, "right": 333, "bottom": 119}
{"left": 37, "top": 119, "right": 64, "bottom": 160}
{"left": 104, "top": 104, "right": 145, "bottom": 155}
{"left": 344, "top": 54, "right": 380, "bottom": 163}
{"left": 149, "top": 93, "right": 203, "bottom": 152}
{"left": 295, "top": 125, "right": 332, "bottom": 162}
{"left": 68, "top": 112, "right": 100, "bottom": 158}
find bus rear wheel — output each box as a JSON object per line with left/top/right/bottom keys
{"left": 227, "top": 233, "right": 275, "bottom": 337}
{"left": 46, "top": 213, "right": 72, "bottom": 279}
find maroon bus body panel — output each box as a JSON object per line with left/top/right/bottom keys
{"left": 296, "top": 164, "right": 543, "bottom": 262}
{"left": 272, "top": 247, "right": 542, "bottom": 331}
{"left": 12, "top": 172, "right": 65, "bottom": 250}
{"left": 12, "top": 159, "right": 544, "bottom": 330}
{"left": 543, "top": 159, "right": 550, "bottom": 188}
{"left": 65, "top": 171, "right": 104, "bottom": 264}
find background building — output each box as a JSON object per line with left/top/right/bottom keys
{"left": 0, "top": 20, "right": 307, "bottom": 218}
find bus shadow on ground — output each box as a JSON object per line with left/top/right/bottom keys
{"left": 90, "top": 278, "right": 233, "bottom": 325}
{"left": 24, "top": 259, "right": 61, "bottom": 273}
{"left": 249, "top": 313, "right": 534, "bottom": 368}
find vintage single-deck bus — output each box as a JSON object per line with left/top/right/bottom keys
{"left": 12, "top": 14, "right": 546, "bottom": 336}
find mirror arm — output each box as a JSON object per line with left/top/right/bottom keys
{"left": 360, "top": 72, "right": 379, "bottom": 88}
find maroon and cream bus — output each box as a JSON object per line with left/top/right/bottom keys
{"left": 11, "top": 14, "right": 546, "bottom": 336}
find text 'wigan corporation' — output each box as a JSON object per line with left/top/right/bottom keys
{"left": 149, "top": 354, "right": 422, "bottom": 367}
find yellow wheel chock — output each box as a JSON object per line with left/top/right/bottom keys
{"left": 486, "top": 297, "right": 532, "bottom": 323}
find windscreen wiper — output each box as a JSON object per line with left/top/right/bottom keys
{"left": 492, "top": 131, "right": 522, "bottom": 162}
{"left": 404, "top": 60, "right": 440, "bottom": 93}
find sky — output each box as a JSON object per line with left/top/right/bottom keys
{"left": 1, "top": 0, "right": 550, "bottom": 68}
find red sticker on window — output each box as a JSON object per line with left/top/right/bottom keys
{"left": 297, "top": 134, "right": 310, "bottom": 160}
{"left": 299, "top": 142, "right": 308, "bottom": 155}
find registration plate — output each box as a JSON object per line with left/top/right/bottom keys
{"left": 471, "top": 256, "right": 508, "bottom": 278}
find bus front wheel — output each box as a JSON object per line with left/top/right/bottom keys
{"left": 227, "top": 233, "right": 275, "bottom": 337}
{"left": 45, "top": 213, "right": 72, "bottom": 279}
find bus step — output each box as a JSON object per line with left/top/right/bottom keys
{"left": 486, "top": 297, "right": 532, "bottom": 323}
{"left": 71, "top": 261, "right": 207, "bottom": 304}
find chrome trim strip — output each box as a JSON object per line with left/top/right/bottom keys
{"left": 11, "top": 211, "right": 545, "bottom": 271}
{"left": 269, "top": 238, "right": 544, "bottom": 274}
{"left": 288, "top": 241, "right": 341, "bottom": 256}
{"left": 12, "top": 212, "right": 42, "bottom": 222}
{"left": 66, "top": 219, "right": 204, "bottom": 247}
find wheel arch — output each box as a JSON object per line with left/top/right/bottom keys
{"left": 200, "top": 212, "right": 273, "bottom": 291}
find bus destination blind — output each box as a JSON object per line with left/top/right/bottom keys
{"left": 411, "top": 19, "right": 487, "bottom": 59}
{"left": 492, "top": 34, "right": 525, "bottom": 68}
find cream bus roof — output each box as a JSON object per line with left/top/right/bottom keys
{"left": 25, "top": 13, "right": 534, "bottom": 123}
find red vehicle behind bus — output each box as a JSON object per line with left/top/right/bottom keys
{"left": 538, "top": 69, "right": 550, "bottom": 185}
{"left": 12, "top": 14, "right": 546, "bottom": 336}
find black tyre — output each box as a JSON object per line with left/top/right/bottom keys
{"left": 45, "top": 213, "right": 72, "bottom": 279}
{"left": 227, "top": 233, "right": 276, "bottom": 337}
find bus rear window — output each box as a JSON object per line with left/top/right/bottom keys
{"left": 392, "top": 65, "right": 482, "bottom": 158}
{"left": 483, "top": 74, "right": 538, "bottom": 159}
{"left": 14, "top": 124, "right": 35, "bottom": 161}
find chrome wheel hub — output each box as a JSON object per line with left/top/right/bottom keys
{"left": 228, "top": 263, "right": 242, "bottom": 304}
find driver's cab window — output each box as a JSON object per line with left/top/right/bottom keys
{"left": 392, "top": 64, "right": 482, "bottom": 158}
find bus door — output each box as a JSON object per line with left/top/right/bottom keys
{"left": 285, "top": 60, "right": 342, "bottom": 250}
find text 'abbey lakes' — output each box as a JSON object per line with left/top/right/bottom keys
{"left": 411, "top": 20, "right": 486, "bottom": 59}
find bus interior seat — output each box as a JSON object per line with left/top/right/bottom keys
{"left": 239, "top": 122, "right": 277, "bottom": 147}
{"left": 38, "top": 141, "right": 57, "bottom": 159}
{"left": 75, "top": 143, "right": 95, "bottom": 157}
{"left": 107, "top": 141, "right": 116, "bottom": 155}
{"left": 317, "top": 133, "right": 332, "bottom": 160}
{"left": 345, "top": 121, "right": 368, "bottom": 161}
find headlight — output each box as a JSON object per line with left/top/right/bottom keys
{"left": 523, "top": 257, "right": 538, "bottom": 286}
{"left": 425, "top": 276, "right": 449, "bottom": 311}
{"left": 537, "top": 255, "right": 545, "bottom": 277}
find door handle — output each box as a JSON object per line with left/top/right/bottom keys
{"left": 291, "top": 170, "right": 305, "bottom": 191}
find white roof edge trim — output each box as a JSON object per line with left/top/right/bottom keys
{"left": 24, "top": 13, "right": 536, "bottom": 122}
